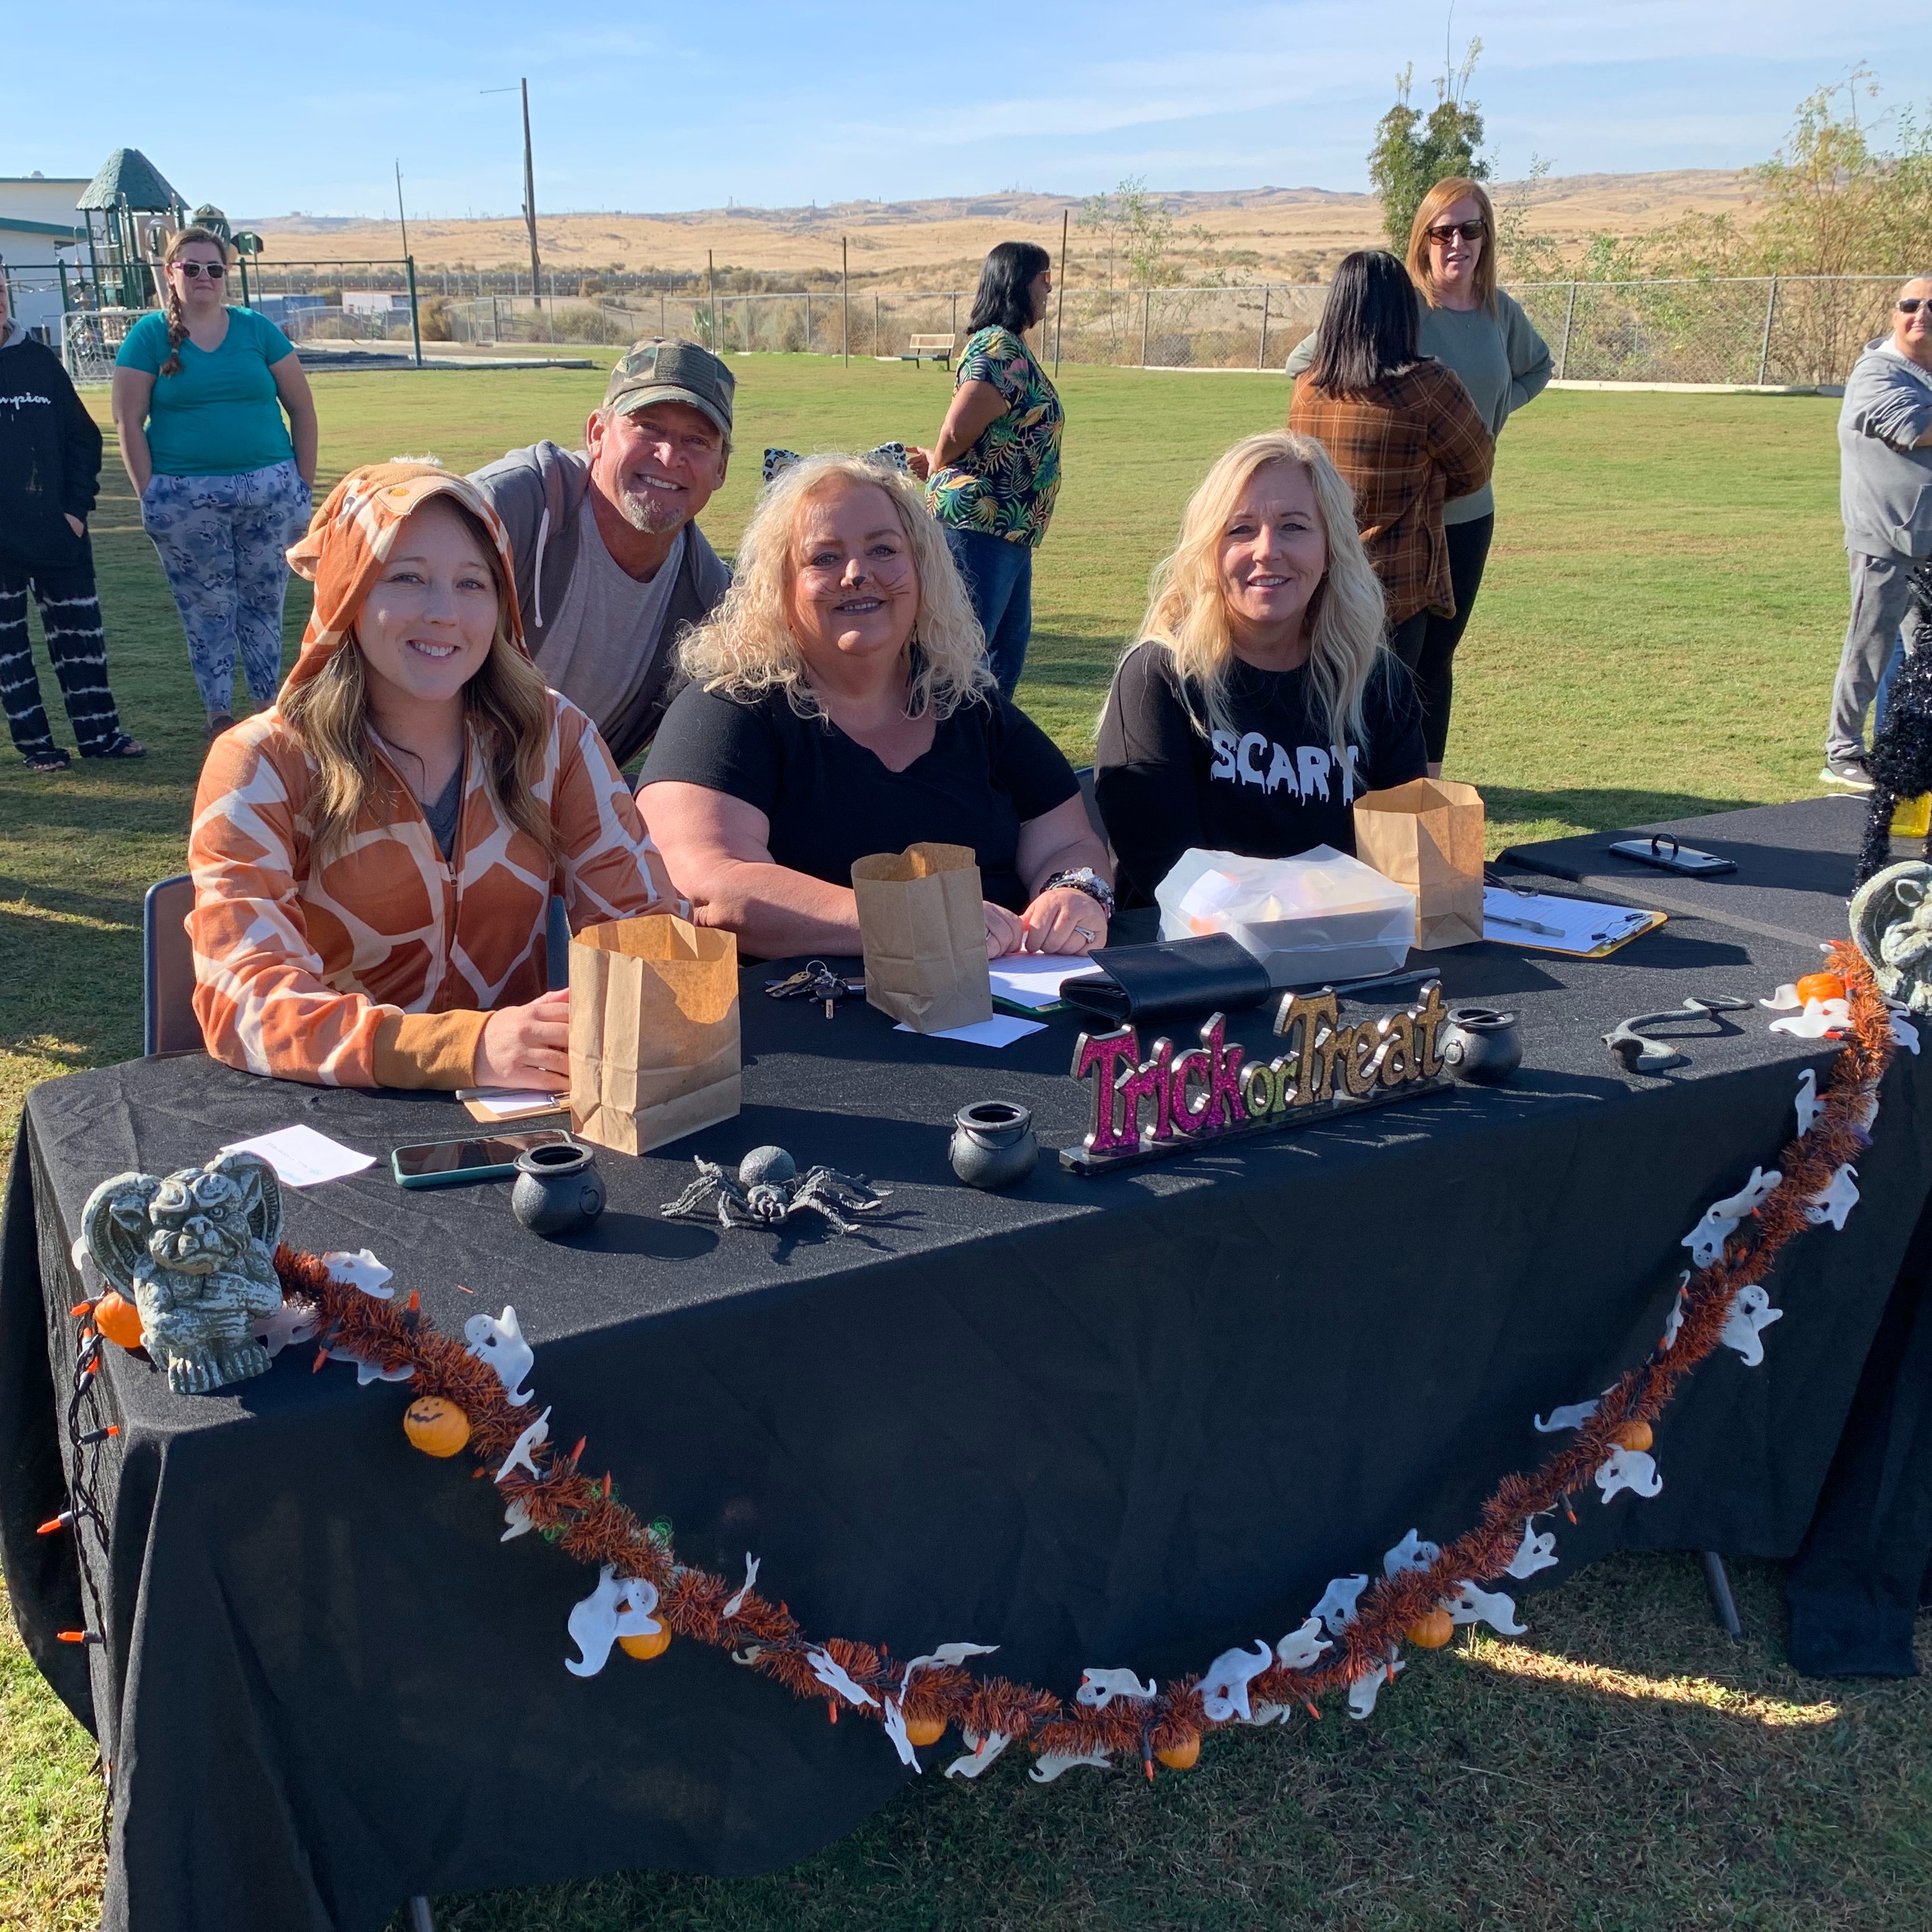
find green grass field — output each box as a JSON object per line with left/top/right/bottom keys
{"left": 3, "top": 358, "right": 1924, "bottom": 1932}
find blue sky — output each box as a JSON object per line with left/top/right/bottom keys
{"left": 3, "top": 1, "right": 1927, "bottom": 217}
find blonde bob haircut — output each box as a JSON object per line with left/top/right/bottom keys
{"left": 679, "top": 453, "right": 993, "bottom": 720}
{"left": 1129, "top": 430, "right": 1388, "bottom": 747}
{"left": 1406, "top": 176, "right": 1498, "bottom": 312}
{"left": 281, "top": 500, "right": 557, "bottom": 861}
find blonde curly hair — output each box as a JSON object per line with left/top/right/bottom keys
{"left": 679, "top": 454, "right": 993, "bottom": 719}
{"left": 1128, "top": 430, "right": 1388, "bottom": 746}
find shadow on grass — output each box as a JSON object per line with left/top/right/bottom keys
{"left": 1482, "top": 787, "right": 1774, "bottom": 839}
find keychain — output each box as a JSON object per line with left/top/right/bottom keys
{"left": 764, "top": 960, "right": 863, "bottom": 1019}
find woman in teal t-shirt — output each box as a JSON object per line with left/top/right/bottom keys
{"left": 112, "top": 226, "right": 318, "bottom": 737}
{"left": 909, "top": 241, "right": 1063, "bottom": 698}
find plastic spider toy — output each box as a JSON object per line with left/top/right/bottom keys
{"left": 659, "top": 1146, "right": 890, "bottom": 1236}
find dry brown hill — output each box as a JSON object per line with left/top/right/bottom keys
{"left": 249, "top": 171, "right": 1754, "bottom": 288}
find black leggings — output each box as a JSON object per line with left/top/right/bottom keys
{"left": 1385, "top": 514, "right": 1495, "bottom": 765}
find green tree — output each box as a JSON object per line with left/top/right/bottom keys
{"left": 1077, "top": 177, "right": 1180, "bottom": 291}
{"left": 1368, "top": 42, "right": 1489, "bottom": 249}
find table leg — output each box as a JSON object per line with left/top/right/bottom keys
{"left": 1701, "top": 1550, "right": 1743, "bottom": 1637}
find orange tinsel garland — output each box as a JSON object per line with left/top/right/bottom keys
{"left": 272, "top": 940, "right": 1903, "bottom": 1775}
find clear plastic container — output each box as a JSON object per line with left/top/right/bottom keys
{"left": 1155, "top": 846, "right": 1418, "bottom": 988}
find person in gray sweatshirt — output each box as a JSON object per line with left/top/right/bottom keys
{"left": 1823, "top": 274, "right": 1932, "bottom": 790}
{"left": 470, "top": 339, "right": 732, "bottom": 770}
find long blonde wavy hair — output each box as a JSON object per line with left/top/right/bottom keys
{"left": 282, "top": 500, "right": 558, "bottom": 860}
{"left": 1128, "top": 431, "right": 1388, "bottom": 746}
{"left": 679, "top": 454, "right": 993, "bottom": 719}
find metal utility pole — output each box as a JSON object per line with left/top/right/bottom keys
{"left": 841, "top": 236, "right": 849, "bottom": 367}
{"left": 482, "top": 82, "right": 543, "bottom": 308}
{"left": 395, "top": 160, "right": 410, "bottom": 259}
{"left": 520, "top": 80, "right": 542, "bottom": 308}
{"left": 707, "top": 249, "right": 716, "bottom": 347}
{"left": 1053, "top": 207, "right": 1068, "bottom": 374}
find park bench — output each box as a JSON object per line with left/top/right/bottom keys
{"left": 898, "top": 333, "right": 955, "bottom": 369}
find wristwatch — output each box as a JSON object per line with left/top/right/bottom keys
{"left": 1042, "top": 867, "right": 1116, "bottom": 919}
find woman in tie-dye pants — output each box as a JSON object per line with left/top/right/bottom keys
{"left": 0, "top": 275, "right": 142, "bottom": 771}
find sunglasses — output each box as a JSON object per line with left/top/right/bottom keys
{"left": 172, "top": 260, "right": 226, "bottom": 280}
{"left": 1427, "top": 220, "right": 1487, "bottom": 244}
{"left": 1901, "top": 298, "right": 1928, "bottom": 314}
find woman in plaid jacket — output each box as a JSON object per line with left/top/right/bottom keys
{"left": 1290, "top": 250, "right": 1492, "bottom": 770}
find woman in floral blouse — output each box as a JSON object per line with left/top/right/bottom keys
{"left": 910, "top": 242, "right": 1062, "bottom": 697}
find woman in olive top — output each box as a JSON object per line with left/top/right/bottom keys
{"left": 1288, "top": 177, "right": 1549, "bottom": 771}
{"left": 908, "top": 241, "right": 1062, "bottom": 699}
{"left": 112, "top": 226, "right": 318, "bottom": 739}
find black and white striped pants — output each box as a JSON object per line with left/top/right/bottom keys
{"left": 0, "top": 554, "right": 126, "bottom": 762}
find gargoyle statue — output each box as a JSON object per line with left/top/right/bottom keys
{"left": 1850, "top": 861, "right": 1932, "bottom": 1015}
{"left": 81, "top": 1151, "right": 286, "bottom": 1394}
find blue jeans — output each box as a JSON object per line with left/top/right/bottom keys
{"left": 944, "top": 524, "right": 1033, "bottom": 698}
{"left": 141, "top": 460, "right": 310, "bottom": 716}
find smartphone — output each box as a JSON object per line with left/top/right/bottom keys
{"left": 1607, "top": 835, "right": 1736, "bottom": 877}
{"left": 390, "top": 1128, "right": 578, "bottom": 1190}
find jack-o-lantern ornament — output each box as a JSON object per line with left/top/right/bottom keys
{"left": 1795, "top": 972, "right": 1846, "bottom": 1006}
{"left": 1406, "top": 1609, "right": 1455, "bottom": 1649}
{"left": 403, "top": 1395, "right": 470, "bottom": 1458}
{"left": 1154, "top": 1733, "right": 1200, "bottom": 1770}
{"left": 902, "top": 1711, "right": 947, "bottom": 1748}
{"left": 618, "top": 1626, "right": 673, "bottom": 1661}
{"left": 1612, "top": 1419, "right": 1653, "bottom": 1453}
{"left": 92, "top": 1292, "right": 145, "bottom": 1351}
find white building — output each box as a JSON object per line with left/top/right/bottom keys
{"left": 0, "top": 174, "right": 88, "bottom": 341}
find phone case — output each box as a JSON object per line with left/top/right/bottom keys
{"left": 390, "top": 1132, "right": 573, "bottom": 1190}
{"left": 1607, "top": 836, "right": 1735, "bottom": 877}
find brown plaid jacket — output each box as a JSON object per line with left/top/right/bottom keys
{"left": 1289, "top": 361, "right": 1494, "bottom": 624}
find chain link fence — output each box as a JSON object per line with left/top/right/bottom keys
{"left": 8, "top": 247, "right": 1901, "bottom": 388}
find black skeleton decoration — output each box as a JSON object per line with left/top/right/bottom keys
{"left": 81, "top": 1150, "right": 286, "bottom": 1393}
{"left": 1855, "top": 562, "right": 1932, "bottom": 889}
{"left": 659, "top": 1146, "right": 889, "bottom": 1236}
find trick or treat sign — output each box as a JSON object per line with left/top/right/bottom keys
{"left": 1062, "top": 982, "right": 1453, "bottom": 1174}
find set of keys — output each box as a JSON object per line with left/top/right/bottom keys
{"left": 763, "top": 960, "right": 864, "bottom": 1019}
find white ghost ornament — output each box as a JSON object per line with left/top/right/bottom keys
{"left": 1805, "top": 1164, "right": 1859, "bottom": 1230}
{"left": 806, "top": 1647, "right": 878, "bottom": 1708}
{"left": 1275, "top": 1617, "right": 1332, "bottom": 1671}
{"left": 1347, "top": 1656, "right": 1402, "bottom": 1720}
{"left": 1076, "top": 1667, "right": 1156, "bottom": 1709}
{"left": 1199, "top": 1639, "right": 1275, "bottom": 1723}
{"left": 1719, "top": 1284, "right": 1782, "bottom": 1367}
{"left": 944, "top": 1729, "right": 1011, "bottom": 1779}
{"left": 1312, "top": 1574, "right": 1370, "bottom": 1636}
{"left": 1029, "top": 1749, "right": 1112, "bottom": 1782}
{"left": 463, "top": 1305, "right": 535, "bottom": 1406}
{"left": 321, "top": 1248, "right": 393, "bottom": 1297}
{"left": 1595, "top": 1446, "right": 1663, "bottom": 1503}
{"left": 1534, "top": 1396, "right": 1602, "bottom": 1434}
{"left": 1794, "top": 1066, "right": 1822, "bottom": 1137}
{"left": 1384, "top": 1529, "right": 1441, "bottom": 1579}
{"left": 494, "top": 1406, "right": 551, "bottom": 1484}
{"left": 1682, "top": 1167, "right": 1781, "bottom": 1268}
{"left": 1506, "top": 1519, "right": 1558, "bottom": 1579}
{"left": 1449, "top": 1582, "right": 1528, "bottom": 1635}
{"left": 564, "top": 1566, "right": 627, "bottom": 1678}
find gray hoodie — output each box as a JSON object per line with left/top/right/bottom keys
{"left": 1839, "top": 337, "right": 1932, "bottom": 563}
{"left": 468, "top": 440, "right": 730, "bottom": 767}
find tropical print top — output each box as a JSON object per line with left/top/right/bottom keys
{"left": 926, "top": 326, "right": 1063, "bottom": 548}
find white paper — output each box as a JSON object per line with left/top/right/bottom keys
{"left": 986, "top": 954, "right": 1105, "bottom": 1010}
{"left": 461, "top": 1087, "right": 567, "bottom": 1120}
{"left": 219, "top": 1124, "right": 374, "bottom": 1188}
{"left": 1482, "top": 887, "right": 1656, "bottom": 954}
{"left": 894, "top": 1015, "right": 1046, "bottom": 1048}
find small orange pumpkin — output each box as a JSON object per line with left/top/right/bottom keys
{"left": 93, "top": 1292, "right": 144, "bottom": 1351}
{"left": 1406, "top": 1609, "right": 1455, "bottom": 1649}
{"left": 1154, "top": 1733, "right": 1200, "bottom": 1770}
{"left": 1795, "top": 972, "right": 1846, "bottom": 1006}
{"left": 402, "top": 1396, "right": 470, "bottom": 1459}
{"left": 618, "top": 1625, "right": 673, "bottom": 1661}
{"left": 1612, "top": 1419, "right": 1653, "bottom": 1453}
{"left": 902, "top": 1712, "right": 947, "bottom": 1748}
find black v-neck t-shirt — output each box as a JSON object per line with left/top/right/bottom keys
{"left": 1094, "top": 641, "right": 1427, "bottom": 904}
{"left": 641, "top": 680, "right": 1080, "bottom": 910}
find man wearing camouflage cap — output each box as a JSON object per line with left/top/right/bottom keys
{"left": 471, "top": 340, "right": 733, "bottom": 767}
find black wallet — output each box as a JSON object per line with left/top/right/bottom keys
{"left": 1060, "top": 933, "right": 1273, "bottom": 1025}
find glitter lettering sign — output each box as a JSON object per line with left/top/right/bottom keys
{"left": 1062, "top": 982, "right": 1453, "bottom": 1174}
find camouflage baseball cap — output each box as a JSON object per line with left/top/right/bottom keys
{"left": 603, "top": 338, "right": 734, "bottom": 439}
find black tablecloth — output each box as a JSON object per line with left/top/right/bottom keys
{"left": 4, "top": 801, "right": 1930, "bottom": 1932}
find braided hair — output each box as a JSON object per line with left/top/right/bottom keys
{"left": 157, "top": 226, "right": 229, "bottom": 378}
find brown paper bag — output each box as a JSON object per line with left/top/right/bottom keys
{"left": 850, "top": 842, "right": 993, "bottom": 1034}
{"left": 567, "top": 914, "right": 741, "bottom": 1155}
{"left": 1352, "top": 779, "right": 1486, "bottom": 951}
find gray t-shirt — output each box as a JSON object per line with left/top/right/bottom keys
{"left": 1288, "top": 288, "right": 1552, "bottom": 524}
{"left": 532, "top": 505, "right": 685, "bottom": 740}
